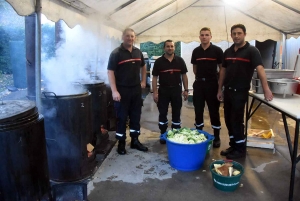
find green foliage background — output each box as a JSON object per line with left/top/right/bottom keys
{"left": 140, "top": 41, "right": 181, "bottom": 59}
{"left": 0, "top": 0, "right": 55, "bottom": 74}
{"left": 0, "top": 0, "right": 25, "bottom": 73}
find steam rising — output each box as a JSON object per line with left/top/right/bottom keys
{"left": 41, "top": 16, "right": 121, "bottom": 95}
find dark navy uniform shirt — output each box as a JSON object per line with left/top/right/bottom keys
{"left": 152, "top": 54, "right": 188, "bottom": 87}
{"left": 191, "top": 43, "right": 223, "bottom": 80}
{"left": 222, "top": 42, "right": 263, "bottom": 89}
{"left": 107, "top": 44, "right": 145, "bottom": 87}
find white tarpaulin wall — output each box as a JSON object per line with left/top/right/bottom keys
{"left": 5, "top": 0, "right": 300, "bottom": 43}
{"left": 286, "top": 37, "right": 300, "bottom": 78}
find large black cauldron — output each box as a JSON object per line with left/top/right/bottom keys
{"left": 106, "top": 86, "right": 116, "bottom": 131}
{"left": 0, "top": 100, "right": 50, "bottom": 201}
{"left": 78, "top": 80, "right": 106, "bottom": 145}
{"left": 41, "top": 91, "right": 96, "bottom": 182}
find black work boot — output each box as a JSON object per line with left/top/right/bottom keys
{"left": 220, "top": 147, "right": 234, "bottom": 156}
{"left": 213, "top": 139, "right": 221, "bottom": 148}
{"left": 226, "top": 144, "right": 246, "bottom": 159}
{"left": 213, "top": 129, "right": 221, "bottom": 148}
{"left": 117, "top": 140, "right": 126, "bottom": 155}
{"left": 226, "top": 149, "right": 246, "bottom": 159}
{"left": 130, "top": 137, "right": 148, "bottom": 152}
{"left": 220, "top": 137, "right": 235, "bottom": 156}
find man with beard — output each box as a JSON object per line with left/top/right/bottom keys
{"left": 107, "top": 28, "right": 148, "bottom": 155}
{"left": 152, "top": 40, "right": 189, "bottom": 144}
{"left": 217, "top": 24, "right": 273, "bottom": 159}
{"left": 191, "top": 27, "right": 223, "bottom": 148}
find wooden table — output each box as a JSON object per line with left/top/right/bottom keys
{"left": 246, "top": 91, "right": 300, "bottom": 201}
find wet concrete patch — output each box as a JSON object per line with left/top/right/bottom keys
{"left": 251, "top": 161, "right": 278, "bottom": 173}
{"left": 88, "top": 128, "right": 177, "bottom": 194}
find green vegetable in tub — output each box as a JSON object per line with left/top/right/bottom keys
{"left": 167, "top": 128, "right": 207, "bottom": 144}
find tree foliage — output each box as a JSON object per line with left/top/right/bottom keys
{"left": 0, "top": 1, "right": 56, "bottom": 73}
{"left": 0, "top": 0, "right": 25, "bottom": 73}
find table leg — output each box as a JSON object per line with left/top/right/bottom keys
{"left": 288, "top": 120, "right": 299, "bottom": 201}
{"left": 245, "top": 96, "right": 250, "bottom": 138}
{"left": 282, "top": 114, "right": 293, "bottom": 158}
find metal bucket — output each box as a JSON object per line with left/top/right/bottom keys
{"left": 253, "top": 69, "right": 295, "bottom": 79}
{"left": 267, "top": 78, "right": 299, "bottom": 98}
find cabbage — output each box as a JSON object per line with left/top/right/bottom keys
{"left": 166, "top": 128, "right": 207, "bottom": 144}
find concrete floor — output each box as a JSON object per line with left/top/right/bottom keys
{"left": 2, "top": 88, "right": 300, "bottom": 201}
{"left": 87, "top": 92, "right": 300, "bottom": 201}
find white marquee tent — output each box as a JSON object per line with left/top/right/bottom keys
{"left": 6, "top": 0, "right": 300, "bottom": 43}
{"left": 4, "top": 0, "right": 300, "bottom": 101}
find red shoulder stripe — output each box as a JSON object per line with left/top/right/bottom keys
{"left": 118, "top": 58, "right": 141, "bottom": 65}
{"left": 160, "top": 69, "right": 181, "bottom": 73}
{"left": 225, "top": 57, "right": 250, "bottom": 62}
{"left": 196, "top": 58, "right": 217, "bottom": 61}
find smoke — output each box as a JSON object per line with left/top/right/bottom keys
{"left": 41, "top": 15, "right": 122, "bottom": 94}
{"left": 42, "top": 107, "right": 57, "bottom": 119}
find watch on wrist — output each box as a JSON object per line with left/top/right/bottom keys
{"left": 184, "top": 89, "right": 189, "bottom": 92}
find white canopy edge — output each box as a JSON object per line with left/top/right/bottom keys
{"left": 6, "top": 0, "right": 88, "bottom": 28}
{"left": 6, "top": 0, "right": 123, "bottom": 40}
{"left": 5, "top": 0, "right": 300, "bottom": 43}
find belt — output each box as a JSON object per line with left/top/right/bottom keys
{"left": 225, "top": 86, "right": 248, "bottom": 92}
{"left": 195, "top": 77, "right": 216, "bottom": 82}
{"left": 160, "top": 85, "right": 180, "bottom": 88}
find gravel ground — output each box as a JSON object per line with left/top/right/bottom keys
{"left": 0, "top": 74, "right": 14, "bottom": 98}
{"left": 0, "top": 74, "right": 13, "bottom": 91}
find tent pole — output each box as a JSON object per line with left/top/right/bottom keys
{"left": 35, "top": 0, "right": 42, "bottom": 110}
{"left": 25, "top": 14, "right": 37, "bottom": 100}
{"left": 281, "top": 33, "right": 287, "bottom": 69}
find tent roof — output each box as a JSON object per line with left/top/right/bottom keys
{"left": 6, "top": 0, "right": 300, "bottom": 42}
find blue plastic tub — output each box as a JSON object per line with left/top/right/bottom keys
{"left": 163, "top": 129, "right": 214, "bottom": 171}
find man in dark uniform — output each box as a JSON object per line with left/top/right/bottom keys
{"left": 191, "top": 27, "right": 223, "bottom": 148}
{"left": 152, "top": 40, "right": 189, "bottom": 144}
{"left": 107, "top": 28, "right": 148, "bottom": 155}
{"left": 217, "top": 24, "right": 273, "bottom": 159}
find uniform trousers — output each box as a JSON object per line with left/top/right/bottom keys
{"left": 223, "top": 87, "right": 248, "bottom": 150}
{"left": 157, "top": 86, "right": 182, "bottom": 134}
{"left": 114, "top": 85, "right": 141, "bottom": 140}
{"left": 193, "top": 80, "right": 221, "bottom": 130}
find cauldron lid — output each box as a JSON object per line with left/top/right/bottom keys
{"left": 75, "top": 79, "right": 104, "bottom": 85}
{"left": 42, "top": 90, "right": 90, "bottom": 98}
{"left": 0, "top": 100, "right": 37, "bottom": 123}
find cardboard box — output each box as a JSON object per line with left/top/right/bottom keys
{"left": 247, "top": 129, "right": 275, "bottom": 150}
